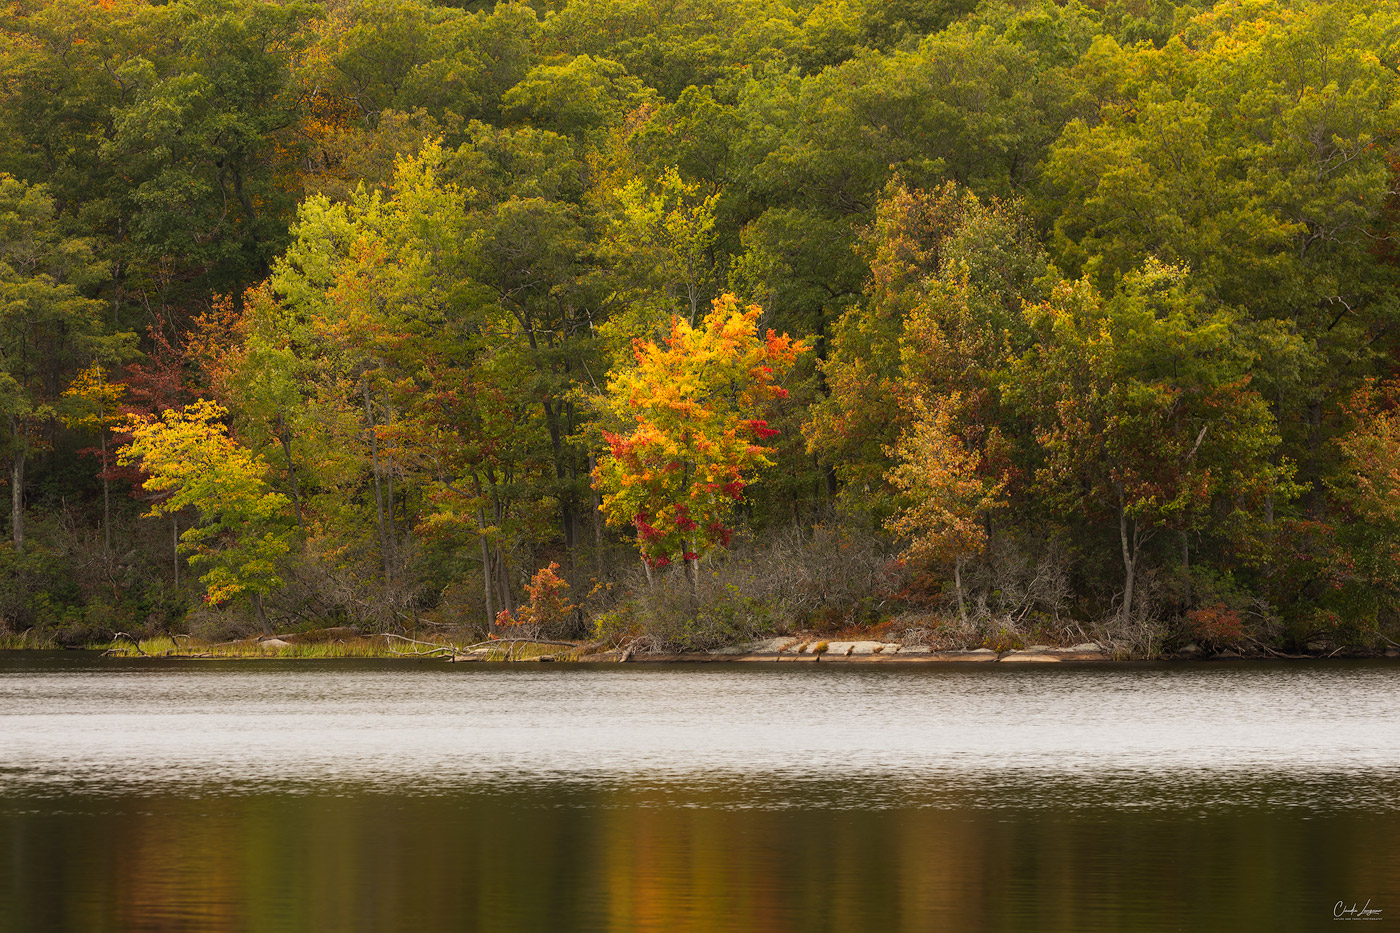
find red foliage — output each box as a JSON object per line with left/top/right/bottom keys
{"left": 1185, "top": 604, "right": 1246, "bottom": 648}
{"left": 744, "top": 419, "right": 781, "bottom": 439}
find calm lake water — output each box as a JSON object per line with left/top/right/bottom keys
{"left": 0, "top": 654, "right": 1396, "bottom": 931}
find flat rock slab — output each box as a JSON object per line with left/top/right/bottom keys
{"left": 574, "top": 644, "right": 1115, "bottom": 664}
{"left": 926, "top": 651, "right": 998, "bottom": 662}
{"left": 821, "top": 641, "right": 902, "bottom": 656}
{"left": 745, "top": 638, "right": 799, "bottom": 655}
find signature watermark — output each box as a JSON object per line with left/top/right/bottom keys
{"left": 1335, "top": 900, "right": 1383, "bottom": 921}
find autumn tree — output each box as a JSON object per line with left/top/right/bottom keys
{"left": 808, "top": 179, "right": 1049, "bottom": 510}
{"left": 594, "top": 294, "right": 803, "bottom": 580}
{"left": 1322, "top": 382, "right": 1400, "bottom": 635}
{"left": 886, "top": 391, "right": 1004, "bottom": 624}
{"left": 118, "top": 401, "right": 295, "bottom": 634}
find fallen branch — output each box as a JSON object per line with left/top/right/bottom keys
{"left": 389, "top": 646, "right": 454, "bottom": 658}
{"left": 105, "top": 632, "right": 150, "bottom": 657}
{"left": 1248, "top": 637, "right": 1309, "bottom": 660}
{"left": 379, "top": 633, "right": 456, "bottom": 651}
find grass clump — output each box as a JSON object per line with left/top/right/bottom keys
{"left": 100, "top": 634, "right": 445, "bottom": 659}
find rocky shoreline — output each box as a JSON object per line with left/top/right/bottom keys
{"left": 63, "top": 630, "right": 1400, "bottom": 662}
{"left": 457, "top": 637, "right": 1400, "bottom": 663}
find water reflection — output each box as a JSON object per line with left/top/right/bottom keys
{"left": 4, "top": 786, "right": 1397, "bottom": 932}
{"left": 1, "top": 656, "right": 1397, "bottom": 931}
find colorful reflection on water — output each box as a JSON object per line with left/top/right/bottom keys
{"left": 1, "top": 655, "right": 1397, "bottom": 931}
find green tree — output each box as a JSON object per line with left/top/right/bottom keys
{"left": 1005, "top": 263, "right": 1292, "bottom": 622}
{"left": 60, "top": 363, "right": 128, "bottom": 557}
{"left": 0, "top": 175, "right": 123, "bottom": 552}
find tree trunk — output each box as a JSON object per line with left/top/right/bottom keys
{"left": 643, "top": 556, "right": 654, "bottom": 587}
{"left": 478, "top": 505, "right": 495, "bottom": 625}
{"left": 386, "top": 457, "right": 395, "bottom": 543}
{"left": 10, "top": 441, "right": 23, "bottom": 554}
{"left": 587, "top": 452, "right": 603, "bottom": 567}
{"left": 97, "top": 427, "right": 111, "bottom": 557}
{"left": 1181, "top": 530, "right": 1190, "bottom": 604}
{"left": 491, "top": 498, "right": 514, "bottom": 616}
{"left": 252, "top": 591, "right": 273, "bottom": 637}
{"left": 277, "top": 416, "right": 305, "bottom": 536}
{"left": 1117, "top": 487, "right": 1136, "bottom": 622}
{"left": 954, "top": 554, "right": 968, "bottom": 627}
{"left": 1305, "top": 397, "right": 1325, "bottom": 518}
{"left": 362, "top": 378, "right": 394, "bottom": 581}
{"left": 495, "top": 543, "right": 515, "bottom": 616}
{"left": 172, "top": 516, "right": 179, "bottom": 588}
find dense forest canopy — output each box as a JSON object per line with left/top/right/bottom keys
{"left": 1, "top": 0, "right": 1397, "bottom": 655}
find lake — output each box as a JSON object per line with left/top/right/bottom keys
{"left": 1, "top": 653, "right": 1396, "bottom": 931}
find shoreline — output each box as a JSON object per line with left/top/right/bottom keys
{"left": 6, "top": 637, "right": 1396, "bottom": 664}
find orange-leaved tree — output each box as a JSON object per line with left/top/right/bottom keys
{"left": 593, "top": 294, "right": 804, "bottom": 581}
{"left": 885, "top": 390, "right": 1005, "bottom": 625}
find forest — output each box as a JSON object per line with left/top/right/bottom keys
{"left": 0, "top": 0, "right": 1397, "bottom": 657}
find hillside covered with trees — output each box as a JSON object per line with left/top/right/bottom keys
{"left": 1, "top": 0, "right": 1398, "bottom": 656}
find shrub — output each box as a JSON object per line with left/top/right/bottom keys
{"left": 1184, "top": 603, "right": 1246, "bottom": 649}
{"left": 512, "top": 563, "right": 577, "bottom": 637}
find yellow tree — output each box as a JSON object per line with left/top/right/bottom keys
{"left": 593, "top": 294, "right": 803, "bottom": 581}
{"left": 885, "top": 391, "right": 1005, "bottom": 625}
{"left": 118, "top": 401, "right": 295, "bottom": 634}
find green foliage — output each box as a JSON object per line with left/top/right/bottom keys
{"left": 0, "top": 0, "right": 1397, "bottom": 654}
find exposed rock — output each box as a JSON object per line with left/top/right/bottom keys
{"left": 1022, "top": 645, "right": 1055, "bottom": 653}
{"left": 1001, "top": 652, "right": 1062, "bottom": 663}
{"left": 900, "top": 646, "right": 932, "bottom": 654}
{"left": 1214, "top": 649, "right": 1241, "bottom": 659}
{"left": 259, "top": 638, "right": 292, "bottom": 649}
{"left": 1068, "top": 642, "right": 1102, "bottom": 652}
{"left": 1305, "top": 641, "right": 1327, "bottom": 653}
{"left": 946, "top": 650, "right": 998, "bottom": 662}
{"left": 821, "top": 641, "right": 890, "bottom": 656}
{"left": 746, "top": 638, "right": 797, "bottom": 655}
{"left": 1177, "top": 644, "right": 1203, "bottom": 657}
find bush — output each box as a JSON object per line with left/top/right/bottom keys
{"left": 629, "top": 574, "right": 773, "bottom": 652}
{"left": 1184, "top": 603, "right": 1246, "bottom": 649}
{"left": 505, "top": 563, "right": 577, "bottom": 639}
